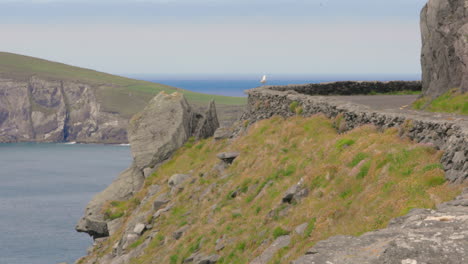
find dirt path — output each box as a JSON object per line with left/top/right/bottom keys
{"left": 327, "top": 94, "right": 468, "bottom": 123}
{"left": 328, "top": 95, "right": 419, "bottom": 111}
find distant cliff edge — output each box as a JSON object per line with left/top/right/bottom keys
{"left": 0, "top": 76, "right": 129, "bottom": 143}
{"left": 0, "top": 52, "right": 245, "bottom": 143}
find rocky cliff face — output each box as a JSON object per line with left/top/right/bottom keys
{"left": 421, "top": 0, "right": 468, "bottom": 96}
{"left": 76, "top": 91, "right": 219, "bottom": 238}
{"left": 0, "top": 76, "right": 127, "bottom": 143}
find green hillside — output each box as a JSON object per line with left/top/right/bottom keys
{"left": 0, "top": 52, "right": 246, "bottom": 119}
{"left": 81, "top": 115, "right": 463, "bottom": 263}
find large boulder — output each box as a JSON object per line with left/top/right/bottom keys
{"left": 129, "top": 92, "right": 219, "bottom": 171}
{"left": 76, "top": 92, "right": 220, "bottom": 238}
{"left": 421, "top": 0, "right": 468, "bottom": 97}
{"left": 128, "top": 92, "right": 194, "bottom": 170}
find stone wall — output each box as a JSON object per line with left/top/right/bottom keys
{"left": 241, "top": 86, "right": 468, "bottom": 183}
{"left": 265, "top": 81, "right": 421, "bottom": 96}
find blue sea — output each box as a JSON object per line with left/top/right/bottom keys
{"left": 130, "top": 74, "right": 421, "bottom": 97}
{"left": 0, "top": 143, "right": 131, "bottom": 264}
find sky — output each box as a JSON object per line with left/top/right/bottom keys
{"left": 0, "top": 0, "right": 428, "bottom": 76}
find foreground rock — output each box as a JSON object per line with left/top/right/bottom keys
{"left": 251, "top": 235, "right": 291, "bottom": 264}
{"left": 292, "top": 189, "right": 468, "bottom": 264}
{"left": 216, "top": 152, "right": 240, "bottom": 164}
{"left": 184, "top": 253, "right": 220, "bottom": 264}
{"left": 76, "top": 92, "right": 219, "bottom": 238}
{"left": 282, "top": 178, "right": 308, "bottom": 204}
{"left": 421, "top": 0, "right": 468, "bottom": 96}
{"left": 76, "top": 165, "right": 144, "bottom": 238}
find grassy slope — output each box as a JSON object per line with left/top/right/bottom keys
{"left": 84, "top": 115, "right": 464, "bottom": 264}
{"left": 0, "top": 52, "right": 246, "bottom": 118}
{"left": 413, "top": 88, "right": 468, "bottom": 115}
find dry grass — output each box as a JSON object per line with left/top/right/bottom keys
{"left": 85, "top": 115, "right": 465, "bottom": 264}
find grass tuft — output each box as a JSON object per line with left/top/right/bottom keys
{"left": 336, "top": 138, "right": 356, "bottom": 150}
{"left": 348, "top": 153, "right": 369, "bottom": 167}
{"left": 289, "top": 101, "right": 300, "bottom": 113}
{"left": 412, "top": 89, "right": 468, "bottom": 115}
{"left": 273, "top": 227, "right": 290, "bottom": 239}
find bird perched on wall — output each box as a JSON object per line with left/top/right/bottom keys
{"left": 260, "top": 75, "right": 267, "bottom": 85}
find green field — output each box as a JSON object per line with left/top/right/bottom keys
{"left": 413, "top": 88, "right": 468, "bottom": 115}
{"left": 0, "top": 52, "right": 246, "bottom": 121}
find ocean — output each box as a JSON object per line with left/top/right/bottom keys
{"left": 0, "top": 143, "right": 131, "bottom": 264}
{"left": 131, "top": 74, "right": 421, "bottom": 97}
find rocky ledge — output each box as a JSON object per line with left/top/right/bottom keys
{"left": 76, "top": 91, "right": 219, "bottom": 238}
{"left": 293, "top": 189, "right": 468, "bottom": 264}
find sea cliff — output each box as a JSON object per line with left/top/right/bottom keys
{"left": 0, "top": 76, "right": 127, "bottom": 143}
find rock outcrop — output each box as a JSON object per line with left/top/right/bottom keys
{"left": 76, "top": 92, "right": 219, "bottom": 238}
{"left": 293, "top": 189, "right": 468, "bottom": 264}
{"left": 192, "top": 100, "right": 220, "bottom": 139}
{"left": 128, "top": 92, "right": 194, "bottom": 170}
{"left": 251, "top": 235, "right": 291, "bottom": 264}
{"left": 421, "top": 0, "right": 468, "bottom": 96}
{"left": 0, "top": 76, "right": 128, "bottom": 143}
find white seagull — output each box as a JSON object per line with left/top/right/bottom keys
{"left": 260, "top": 75, "right": 267, "bottom": 85}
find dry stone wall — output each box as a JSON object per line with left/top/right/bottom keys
{"left": 241, "top": 85, "right": 468, "bottom": 183}
{"left": 266, "top": 81, "right": 421, "bottom": 95}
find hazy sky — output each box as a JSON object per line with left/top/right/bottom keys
{"left": 0, "top": 0, "right": 428, "bottom": 76}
